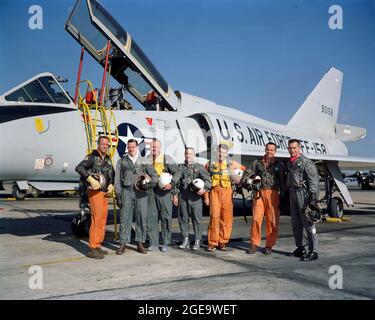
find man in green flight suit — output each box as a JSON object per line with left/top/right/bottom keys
{"left": 147, "top": 138, "right": 181, "bottom": 252}
{"left": 287, "top": 139, "right": 320, "bottom": 261}
{"left": 175, "top": 147, "right": 211, "bottom": 251}
{"left": 115, "top": 139, "right": 158, "bottom": 255}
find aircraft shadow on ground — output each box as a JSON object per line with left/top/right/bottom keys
{"left": 1, "top": 200, "right": 373, "bottom": 257}
{"left": 343, "top": 208, "right": 375, "bottom": 215}
{"left": 0, "top": 207, "right": 207, "bottom": 256}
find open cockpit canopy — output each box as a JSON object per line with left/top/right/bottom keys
{"left": 65, "top": 0, "right": 180, "bottom": 111}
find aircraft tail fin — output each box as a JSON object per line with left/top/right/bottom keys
{"left": 287, "top": 67, "right": 343, "bottom": 137}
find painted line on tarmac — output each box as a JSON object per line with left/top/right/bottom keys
{"left": 22, "top": 256, "right": 88, "bottom": 268}
{"left": 22, "top": 239, "right": 91, "bottom": 268}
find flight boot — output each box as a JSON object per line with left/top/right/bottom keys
{"left": 179, "top": 237, "right": 190, "bottom": 249}
{"left": 192, "top": 240, "right": 200, "bottom": 251}
{"left": 87, "top": 247, "right": 104, "bottom": 259}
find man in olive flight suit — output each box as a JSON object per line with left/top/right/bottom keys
{"left": 147, "top": 138, "right": 181, "bottom": 252}
{"left": 287, "top": 139, "right": 320, "bottom": 261}
{"left": 115, "top": 139, "right": 158, "bottom": 255}
{"left": 175, "top": 147, "right": 211, "bottom": 251}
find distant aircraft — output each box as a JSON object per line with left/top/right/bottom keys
{"left": 347, "top": 171, "right": 375, "bottom": 190}
{"left": 1, "top": 0, "right": 374, "bottom": 227}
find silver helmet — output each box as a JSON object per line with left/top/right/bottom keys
{"left": 134, "top": 173, "right": 152, "bottom": 192}
{"left": 304, "top": 204, "right": 322, "bottom": 223}
{"left": 90, "top": 173, "right": 107, "bottom": 191}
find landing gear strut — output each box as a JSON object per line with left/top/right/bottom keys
{"left": 320, "top": 164, "right": 345, "bottom": 219}
{"left": 30, "top": 187, "right": 41, "bottom": 198}
{"left": 12, "top": 184, "right": 27, "bottom": 200}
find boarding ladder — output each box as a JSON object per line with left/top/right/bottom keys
{"left": 76, "top": 79, "right": 119, "bottom": 240}
{"left": 76, "top": 80, "right": 118, "bottom": 157}
{"left": 73, "top": 43, "right": 120, "bottom": 240}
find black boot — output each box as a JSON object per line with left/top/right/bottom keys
{"left": 292, "top": 246, "right": 306, "bottom": 258}
{"left": 301, "top": 251, "right": 318, "bottom": 261}
{"left": 137, "top": 242, "right": 147, "bottom": 254}
{"left": 116, "top": 244, "right": 126, "bottom": 255}
{"left": 87, "top": 248, "right": 104, "bottom": 259}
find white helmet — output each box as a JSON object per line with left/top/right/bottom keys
{"left": 233, "top": 168, "right": 243, "bottom": 177}
{"left": 158, "top": 172, "right": 172, "bottom": 189}
{"left": 189, "top": 178, "right": 205, "bottom": 193}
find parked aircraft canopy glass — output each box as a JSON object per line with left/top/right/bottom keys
{"left": 89, "top": 0, "right": 168, "bottom": 93}
{"left": 123, "top": 67, "right": 153, "bottom": 101}
{"left": 68, "top": 0, "right": 108, "bottom": 58}
{"left": 5, "top": 76, "right": 71, "bottom": 104}
{"left": 66, "top": 0, "right": 180, "bottom": 110}
{"left": 129, "top": 40, "right": 168, "bottom": 93}
{"left": 90, "top": 0, "right": 127, "bottom": 46}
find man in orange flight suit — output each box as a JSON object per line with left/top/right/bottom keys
{"left": 205, "top": 143, "right": 246, "bottom": 251}
{"left": 76, "top": 136, "right": 115, "bottom": 259}
{"left": 246, "top": 142, "right": 285, "bottom": 255}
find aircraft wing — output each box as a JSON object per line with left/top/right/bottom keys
{"left": 237, "top": 151, "right": 375, "bottom": 170}
{"left": 267, "top": 152, "right": 375, "bottom": 170}
{"left": 307, "top": 154, "right": 375, "bottom": 170}
{"left": 234, "top": 151, "right": 374, "bottom": 207}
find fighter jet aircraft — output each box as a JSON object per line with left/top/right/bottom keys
{"left": 1, "top": 0, "right": 374, "bottom": 226}
{"left": 347, "top": 170, "right": 375, "bottom": 190}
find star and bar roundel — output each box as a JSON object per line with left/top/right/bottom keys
{"left": 117, "top": 122, "right": 149, "bottom": 157}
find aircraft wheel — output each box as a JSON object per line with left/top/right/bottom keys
{"left": 71, "top": 212, "right": 91, "bottom": 237}
{"left": 12, "top": 184, "right": 27, "bottom": 200}
{"left": 329, "top": 197, "right": 344, "bottom": 219}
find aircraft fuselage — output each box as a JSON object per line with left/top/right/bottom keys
{"left": 0, "top": 91, "right": 349, "bottom": 187}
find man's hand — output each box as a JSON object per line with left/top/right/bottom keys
{"left": 204, "top": 197, "right": 210, "bottom": 207}
{"left": 309, "top": 193, "right": 317, "bottom": 207}
{"left": 107, "top": 184, "right": 114, "bottom": 196}
{"left": 163, "top": 183, "right": 172, "bottom": 191}
{"left": 197, "top": 189, "right": 206, "bottom": 196}
{"left": 173, "top": 195, "right": 179, "bottom": 207}
{"left": 87, "top": 176, "right": 100, "bottom": 190}
{"left": 204, "top": 193, "right": 210, "bottom": 206}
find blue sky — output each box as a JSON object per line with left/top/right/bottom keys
{"left": 1, "top": 0, "right": 374, "bottom": 157}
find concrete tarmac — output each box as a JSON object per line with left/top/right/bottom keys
{"left": 0, "top": 188, "right": 374, "bottom": 300}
